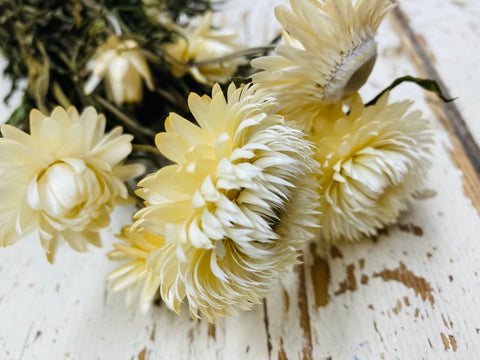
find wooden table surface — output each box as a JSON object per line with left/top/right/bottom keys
{"left": 1, "top": 0, "right": 479, "bottom": 359}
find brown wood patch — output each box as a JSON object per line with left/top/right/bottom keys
{"left": 373, "top": 262, "right": 434, "bottom": 306}
{"left": 309, "top": 243, "right": 331, "bottom": 308}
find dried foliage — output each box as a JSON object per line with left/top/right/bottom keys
{"left": 0, "top": 0, "right": 215, "bottom": 138}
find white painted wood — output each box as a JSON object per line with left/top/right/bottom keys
{"left": 1, "top": 1, "right": 480, "bottom": 359}
{"left": 396, "top": 0, "right": 480, "bottom": 145}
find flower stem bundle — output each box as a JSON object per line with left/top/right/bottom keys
{"left": 0, "top": 0, "right": 218, "bottom": 136}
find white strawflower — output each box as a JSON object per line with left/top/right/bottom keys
{"left": 164, "top": 12, "right": 245, "bottom": 85}
{"left": 107, "top": 226, "right": 163, "bottom": 314}
{"left": 84, "top": 35, "right": 154, "bottom": 106}
{"left": 0, "top": 106, "right": 145, "bottom": 262}
{"left": 252, "top": 0, "right": 393, "bottom": 131}
{"left": 312, "top": 93, "right": 432, "bottom": 242}
{"left": 142, "top": 0, "right": 174, "bottom": 28}
{"left": 125, "top": 83, "right": 319, "bottom": 321}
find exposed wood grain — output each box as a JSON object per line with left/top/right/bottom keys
{"left": 309, "top": 243, "right": 331, "bottom": 308}
{"left": 389, "top": 3, "right": 480, "bottom": 214}
{"left": 396, "top": 0, "right": 480, "bottom": 145}
{"left": 373, "top": 262, "right": 435, "bottom": 306}
{"left": 296, "top": 261, "right": 313, "bottom": 360}
{"left": 262, "top": 301, "right": 273, "bottom": 359}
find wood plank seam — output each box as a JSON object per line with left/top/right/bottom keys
{"left": 389, "top": 2, "right": 480, "bottom": 214}
{"left": 390, "top": 2, "right": 480, "bottom": 175}
{"left": 263, "top": 300, "right": 273, "bottom": 360}
{"left": 297, "top": 261, "right": 314, "bottom": 360}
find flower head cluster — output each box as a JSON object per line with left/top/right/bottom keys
{"left": 312, "top": 93, "right": 432, "bottom": 241}
{"left": 0, "top": 106, "right": 144, "bottom": 262}
{"left": 108, "top": 83, "right": 320, "bottom": 320}
{"left": 252, "top": 0, "right": 393, "bottom": 131}
{"left": 84, "top": 35, "right": 154, "bottom": 106}
{"left": 164, "top": 12, "right": 245, "bottom": 85}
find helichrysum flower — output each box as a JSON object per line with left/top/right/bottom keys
{"left": 107, "top": 226, "right": 163, "bottom": 313}
{"left": 84, "top": 35, "right": 154, "bottom": 106}
{"left": 142, "top": 0, "right": 174, "bottom": 29}
{"left": 164, "top": 12, "right": 245, "bottom": 85}
{"left": 0, "top": 106, "right": 145, "bottom": 262}
{"left": 114, "top": 83, "right": 319, "bottom": 320}
{"left": 312, "top": 93, "right": 432, "bottom": 242}
{"left": 252, "top": 0, "right": 393, "bottom": 131}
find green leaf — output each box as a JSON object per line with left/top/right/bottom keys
{"left": 366, "top": 75, "right": 456, "bottom": 107}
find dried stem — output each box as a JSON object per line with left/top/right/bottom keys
{"left": 131, "top": 144, "right": 171, "bottom": 169}
{"left": 132, "top": 144, "right": 160, "bottom": 154}
{"left": 156, "top": 45, "right": 276, "bottom": 68}
{"left": 191, "top": 46, "right": 275, "bottom": 67}
{"left": 52, "top": 82, "right": 72, "bottom": 109}
{"left": 93, "top": 94, "right": 155, "bottom": 143}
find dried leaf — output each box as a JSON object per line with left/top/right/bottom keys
{"left": 366, "top": 75, "right": 456, "bottom": 107}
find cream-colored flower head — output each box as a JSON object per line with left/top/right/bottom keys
{"left": 107, "top": 226, "right": 163, "bottom": 313}
{"left": 0, "top": 106, "right": 145, "bottom": 262}
{"left": 312, "top": 93, "right": 432, "bottom": 242}
{"left": 84, "top": 35, "right": 154, "bottom": 106}
{"left": 142, "top": 0, "right": 174, "bottom": 29}
{"left": 126, "top": 83, "right": 319, "bottom": 321}
{"left": 164, "top": 12, "right": 245, "bottom": 85}
{"left": 252, "top": 0, "right": 393, "bottom": 130}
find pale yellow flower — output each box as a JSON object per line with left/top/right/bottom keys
{"left": 252, "top": 0, "right": 393, "bottom": 131}
{"left": 142, "top": 0, "right": 173, "bottom": 28}
{"left": 164, "top": 12, "right": 245, "bottom": 85}
{"left": 107, "top": 226, "right": 163, "bottom": 314}
{"left": 312, "top": 93, "right": 432, "bottom": 242}
{"left": 0, "top": 106, "right": 145, "bottom": 262}
{"left": 124, "top": 83, "right": 319, "bottom": 321}
{"left": 84, "top": 36, "right": 154, "bottom": 106}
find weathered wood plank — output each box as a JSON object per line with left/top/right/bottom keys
{"left": 388, "top": 2, "right": 480, "bottom": 215}
{"left": 395, "top": 0, "right": 480, "bottom": 147}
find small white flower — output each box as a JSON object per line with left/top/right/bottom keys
{"left": 0, "top": 106, "right": 144, "bottom": 262}
{"left": 84, "top": 36, "right": 154, "bottom": 106}
{"left": 164, "top": 12, "right": 245, "bottom": 85}
{"left": 107, "top": 226, "right": 163, "bottom": 314}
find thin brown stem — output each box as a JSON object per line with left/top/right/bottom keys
{"left": 132, "top": 144, "right": 160, "bottom": 154}
{"left": 52, "top": 82, "right": 72, "bottom": 109}
{"left": 93, "top": 94, "right": 155, "bottom": 143}
{"left": 152, "top": 45, "right": 276, "bottom": 68}
{"left": 191, "top": 46, "right": 275, "bottom": 67}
